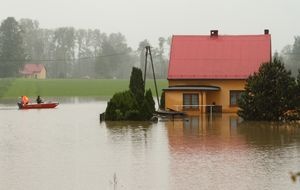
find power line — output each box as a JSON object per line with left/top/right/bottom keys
{"left": 0, "top": 52, "right": 129, "bottom": 62}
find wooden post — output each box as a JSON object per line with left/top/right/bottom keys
{"left": 202, "top": 92, "right": 207, "bottom": 113}
{"left": 144, "top": 46, "right": 160, "bottom": 108}
{"left": 210, "top": 105, "right": 213, "bottom": 124}
{"left": 200, "top": 92, "right": 203, "bottom": 113}
{"left": 143, "top": 48, "right": 148, "bottom": 87}
{"left": 147, "top": 46, "right": 160, "bottom": 107}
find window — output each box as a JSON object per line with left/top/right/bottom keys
{"left": 230, "top": 90, "right": 244, "bottom": 106}
{"left": 184, "top": 117, "right": 200, "bottom": 134}
{"left": 183, "top": 93, "right": 199, "bottom": 110}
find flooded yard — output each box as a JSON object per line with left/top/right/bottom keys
{"left": 0, "top": 98, "right": 300, "bottom": 189}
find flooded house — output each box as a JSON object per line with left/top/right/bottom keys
{"left": 164, "top": 30, "right": 271, "bottom": 113}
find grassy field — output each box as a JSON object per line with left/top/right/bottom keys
{"left": 0, "top": 78, "right": 14, "bottom": 97}
{"left": 0, "top": 78, "right": 168, "bottom": 98}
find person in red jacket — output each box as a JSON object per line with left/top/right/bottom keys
{"left": 21, "top": 96, "right": 29, "bottom": 105}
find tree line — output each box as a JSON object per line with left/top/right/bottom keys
{"left": 280, "top": 36, "right": 300, "bottom": 76}
{"left": 0, "top": 17, "right": 170, "bottom": 79}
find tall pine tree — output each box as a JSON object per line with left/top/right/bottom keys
{"left": 129, "top": 67, "right": 145, "bottom": 104}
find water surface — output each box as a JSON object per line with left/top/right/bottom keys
{"left": 0, "top": 99, "right": 300, "bottom": 190}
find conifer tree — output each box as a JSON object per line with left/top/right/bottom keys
{"left": 145, "top": 89, "right": 155, "bottom": 113}
{"left": 105, "top": 67, "right": 155, "bottom": 121}
{"left": 129, "top": 67, "right": 145, "bottom": 104}
{"left": 238, "top": 58, "right": 297, "bottom": 121}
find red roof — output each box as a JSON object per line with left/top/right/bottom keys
{"left": 20, "top": 64, "right": 45, "bottom": 75}
{"left": 168, "top": 33, "right": 271, "bottom": 79}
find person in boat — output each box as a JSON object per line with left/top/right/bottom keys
{"left": 36, "top": 95, "right": 43, "bottom": 104}
{"left": 21, "top": 95, "right": 29, "bottom": 105}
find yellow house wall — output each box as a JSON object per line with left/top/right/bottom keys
{"left": 165, "top": 113, "right": 240, "bottom": 138}
{"left": 36, "top": 67, "right": 46, "bottom": 79}
{"left": 165, "top": 79, "right": 246, "bottom": 113}
{"left": 165, "top": 91, "right": 182, "bottom": 111}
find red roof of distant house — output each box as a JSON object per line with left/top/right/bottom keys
{"left": 168, "top": 32, "right": 271, "bottom": 79}
{"left": 20, "top": 64, "right": 45, "bottom": 75}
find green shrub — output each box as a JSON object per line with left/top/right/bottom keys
{"left": 105, "top": 90, "right": 138, "bottom": 120}
{"left": 105, "top": 67, "right": 156, "bottom": 121}
{"left": 124, "top": 110, "right": 140, "bottom": 120}
{"left": 145, "top": 89, "right": 155, "bottom": 113}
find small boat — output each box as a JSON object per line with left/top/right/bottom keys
{"left": 17, "top": 102, "right": 59, "bottom": 109}
{"left": 155, "top": 109, "right": 185, "bottom": 117}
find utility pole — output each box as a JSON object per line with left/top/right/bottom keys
{"left": 143, "top": 46, "right": 160, "bottom": 107}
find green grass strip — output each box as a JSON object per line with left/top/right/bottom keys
{"left": 0, "top": 79, "right": 168, "bottom": 98}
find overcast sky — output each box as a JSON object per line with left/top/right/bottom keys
{"left": 0, "top": 0, "right": 299, "bottom": 52}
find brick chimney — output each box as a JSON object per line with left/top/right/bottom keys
{"left": 264, "top": 29, "right": 269, "bottom": 35}
{"left": 210, "top": 30, "right": 218, "bottom": 37}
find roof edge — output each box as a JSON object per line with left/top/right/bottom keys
{"left": 172, "top": 34, "right": 271, "bottom": 38}
{"left": 167, "top": 77, "right": 248, "bottom": 80}
{"left": 164, "top": 85, "right": 220, "bottom": 91}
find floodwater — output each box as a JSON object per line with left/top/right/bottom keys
{"left": 0, "top": 98, "right": 300, "bottom": 190}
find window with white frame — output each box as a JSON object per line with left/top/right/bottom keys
{"left": 183, "top": 93, "right": 199, "bottom": 110}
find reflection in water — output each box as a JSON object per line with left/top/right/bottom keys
{"left": 165, "top": 114, "right": 300, "bottom": 190}
{"left": 105, "top": 121, "right": 153, "bottom": 151}
{"left": 237, "top": 121, "right": 300, "bottom": 147}
{"left": 0, "top": 99, "right": 300, "bottom": 190}
{"left": 105, "top": 121, "right": 152, "bottom": 146}
{"left": 104, "top": 121, "right": 170, "bottom": 189}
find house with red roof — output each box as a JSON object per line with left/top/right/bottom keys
{"left": 164, "top": 30, "right": 271, "bottom": 113}
{"left": 20, "top": 64, "right": 46, "bottom": 79}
